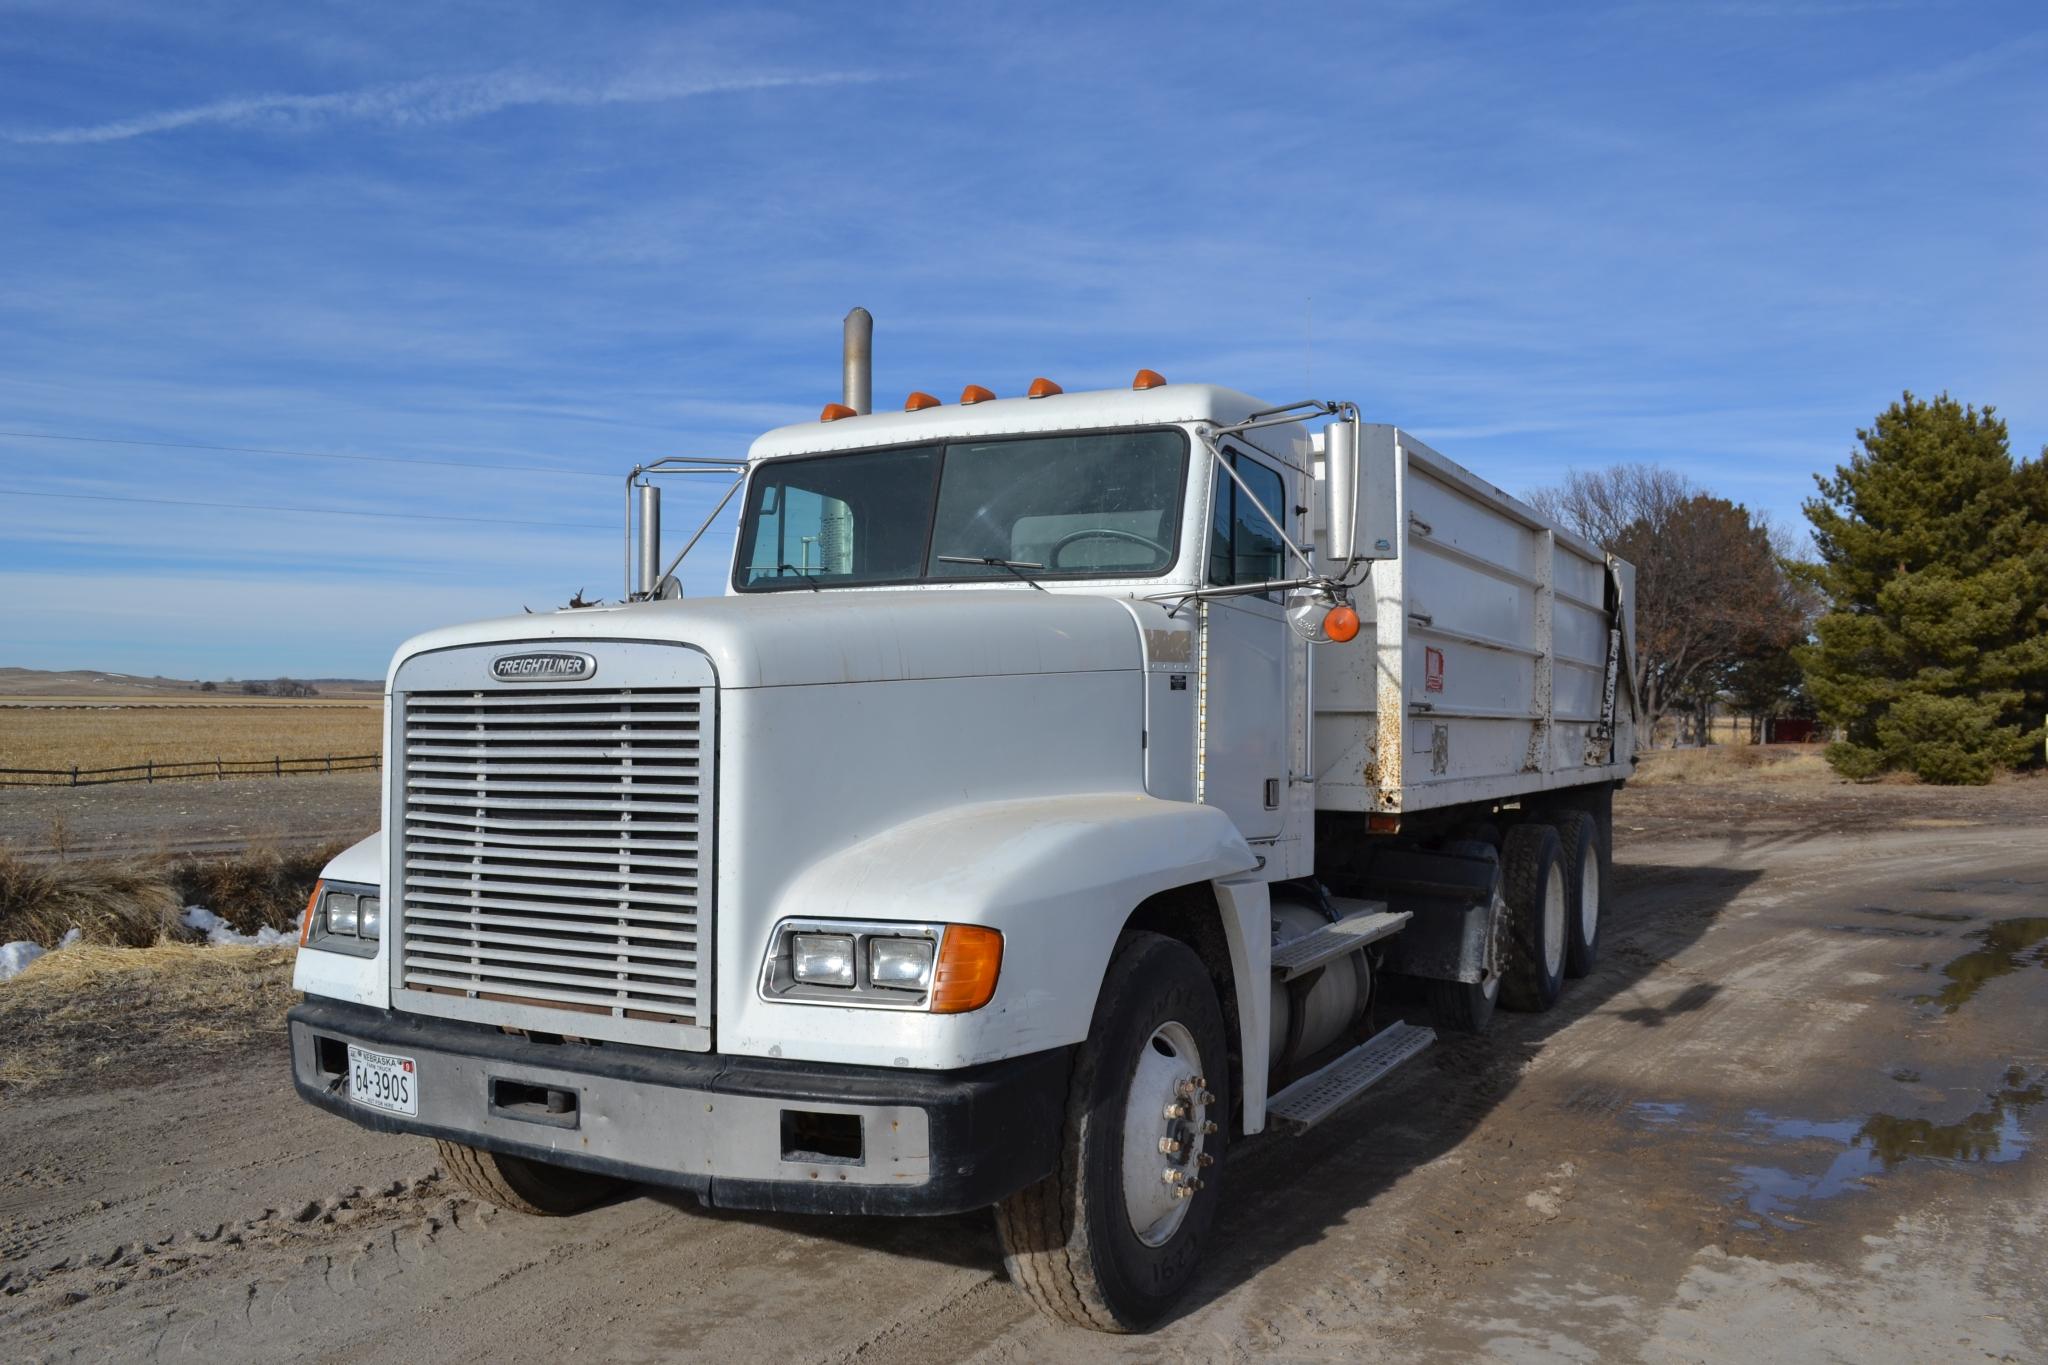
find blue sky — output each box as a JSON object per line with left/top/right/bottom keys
{"left": 2, "top": 0, "right": 2042, "bottom": 679}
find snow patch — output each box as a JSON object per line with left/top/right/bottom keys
{"left": 0, "top": 928, "right": 81, "bottom": 982}
{"left": 181, "top": 906, "right": 293, "bottom": 947}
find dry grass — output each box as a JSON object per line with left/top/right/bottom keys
{"left": 0, "top": 854, "right": 183, "bottom": 946}
{"left": 1632, "top": 743, "right": 1838, "bottom": 786}
{"left": 0, "top": 943, "right": 297, "bottom": 1092}
{"left": 0, "top": 701, "right": 381, "bottom": 773}
{"left": 0, "top": 843, "right": 341, "bottom": 946}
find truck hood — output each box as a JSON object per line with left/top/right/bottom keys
{"left": 385, "top": 588, "right": 1149, "bottom": 691}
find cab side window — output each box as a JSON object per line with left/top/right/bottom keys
{"left": 1207, "top": 451, "right": 1287, "bottom": 587}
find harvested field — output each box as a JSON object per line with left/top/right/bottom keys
{"left": 0, "top": 700, "right": 381, "bottom": 774}
{"left": 1631, "top": 741, "right": 1835, "bottom": 785}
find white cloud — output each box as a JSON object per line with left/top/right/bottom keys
{"left": 4, "top": 67, "right": 884, "bottom": 145}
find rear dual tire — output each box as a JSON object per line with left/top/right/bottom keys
{"left": 1553, "top": 809, "right": 1604, "bottom": 978}
{"left": 1499, "top": 824, "right": 1567, "bottom": 1013}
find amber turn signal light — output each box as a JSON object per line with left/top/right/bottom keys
{"left": 904, "top": 391, "right": 942, "bottom": 412}
{"left": 960, "top": 384, "right": 996, "bottom": 404}
{"left": 1132, "top": 368, "right": 1167, "bottom": 390}
{"left": 1026, "top": 377, "right": 1062, "bottom": 399}
{"left": 298, "top": 879, "right": 325, "bottom": 946}
{"left": 1324, "top": 604, "right": 1360, "bottom": 642}
{"left": 930, "top": 925, "right": 1003, "bottom": 1013}
{"left": 820, "top": 402, "right": 858, "bottom": 422}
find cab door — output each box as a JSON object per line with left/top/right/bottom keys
{"left": 1200, "top": 447, "right": 1291, "bottom": 840}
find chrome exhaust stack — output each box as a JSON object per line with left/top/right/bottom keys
{"left": 633, "top": 482, "right": 662, "bottom": 598}
{"left": 843, "top": 307, "right": 872, "bottom": 415}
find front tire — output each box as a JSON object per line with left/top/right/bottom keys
{"left": 995, "top": 932, "right": 1229, "bottom": 1332}
{"left": 435, "top": 1140, "right": 623, "bottom": 1216}
{"left": 1499, "top": 824, "right": 1568, "bottom": 1013}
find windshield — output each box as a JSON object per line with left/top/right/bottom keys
{"left": 734, "top": 429, "right": 1187, "bottom": 590}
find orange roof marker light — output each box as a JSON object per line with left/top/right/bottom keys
{"left": 820, "top": 402, "right": 858, "bottom": 422}
{"left": 904, "top": 391, "right": 942, "bottom": 412}
{"left": 1026, "top": 377, "right": 1063, "bottom": 399}
{"left": 1132, "top": 368, "right": 1168, "bottom": 390}
{"left": 1323, "top": 603, "right": 1361, "bottom": 643}
{"left": 960, "top": 384, "right": 996, "bottom": 405}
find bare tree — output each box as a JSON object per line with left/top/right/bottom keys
{"left": 1529, "top": 465, "right": 1805, "bottom": 744}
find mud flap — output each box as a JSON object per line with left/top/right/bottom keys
{"left": 1364, "top": 846, "right": 1501, "bottom": 985}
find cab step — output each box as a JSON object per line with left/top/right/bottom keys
{"left": 1266, "top": 1021, "right": 1436, "bottom": 1132}
{"left": 1270, "top": 902, "right": 1411, "bottom": 981}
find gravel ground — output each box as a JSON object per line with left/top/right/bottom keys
{"left": 0, "top": 778, "right": 2043, "bottom": 1362}
{"left": 0, "top": 773, "right": 378, "bottom": 859}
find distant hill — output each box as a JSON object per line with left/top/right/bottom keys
{"left": 0, "top": 667, "right": 382, "bottom": 699}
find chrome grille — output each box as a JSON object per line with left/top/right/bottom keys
{"left": 395, "top": 685, "right": 711, "bottom": 1049}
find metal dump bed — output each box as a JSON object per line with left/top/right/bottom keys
{"left": 1312, "top": 426, "right": 1637, "bottom": 814}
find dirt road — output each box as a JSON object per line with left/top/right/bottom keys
{"left": 0, "top": 772, "right": 377, "bottom": 859}
{"left": 2, "top": 783, "right": 2043, "bottom": 1363}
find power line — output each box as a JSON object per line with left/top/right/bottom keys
{"left": 0, "top": 486, "right": 614, "bottom": 531}
{"left": 0, "top": 429, "right": 618, "bottom": 479}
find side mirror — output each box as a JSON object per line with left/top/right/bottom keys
{"left": 1321, "top": 419, "right": 1359, "bottom": 562}
{"left": 1322, "top": 418, "right": 1399, "bottom": 563}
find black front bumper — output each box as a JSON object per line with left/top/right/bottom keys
{"left": 289, "top": 999, "right": 1070, "bottom": 1216}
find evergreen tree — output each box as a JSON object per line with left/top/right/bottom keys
{"left": 1798, "top": 392, "right": 2048, "bottom": 783}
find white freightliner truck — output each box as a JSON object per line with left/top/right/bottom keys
{"left": 289, "top": 310, "right": 1637, "bottom": 1331}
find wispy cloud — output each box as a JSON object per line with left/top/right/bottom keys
{"left": 4, "top": 67, "right": 883, "bottom": 145}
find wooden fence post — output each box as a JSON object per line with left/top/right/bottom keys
{"left": 146, "top": 760, "right": 153, "bottom": 784}
{"left": 217, "top": 756, "right": 223, "bottom": 781}
{"left": 70, "top": 765, "right": 79, "bottom": 787}
{"left": 274, "top": 755, "right": 281, "bottom": 777}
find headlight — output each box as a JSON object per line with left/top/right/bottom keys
{"left": 760, "top": 920, "right": 1001, "bottom": 1013}
{"left": 326, "top": 893, "right": 359, "bottom": 935}
{"left": 868, "top": 937, "right": 935, "bottom": 991}
{"left": 302, "top": 880, "right": 381, "bottom": 957}
{"left": 791, "top": 933, "right": 856, "bottom": 987}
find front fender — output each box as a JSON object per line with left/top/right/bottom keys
{"left": 726, "top": 794, "right": 1258, "bottom": 1067}
{"left": 292, "top": 832, "right": 387, "bottom": 1007}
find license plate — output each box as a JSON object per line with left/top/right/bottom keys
{"left": 347, "top": 1045, "right": 419, "bottom": 1116}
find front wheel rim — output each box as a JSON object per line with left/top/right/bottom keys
{"left": 1120, "top": 1020, "right": 1209, "bottom": 1247}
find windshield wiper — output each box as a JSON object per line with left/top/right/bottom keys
{"left": 936, "top": 554, "right": 1048, "bottom": 591}
{"left": 776, "top": 562, "right": 821, "bottom": 591}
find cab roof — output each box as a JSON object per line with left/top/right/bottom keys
{"left": 746, "top": 382, "right": 1279, "bottom": 462}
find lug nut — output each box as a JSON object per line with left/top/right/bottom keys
{"left": 1186, "top": 1177, "right": 1204, "bottom": 1193}
{"left": 1201, "top": 1120, "right": 1219, "bottom": 1135}
{"left": 1197, "top": 1152, "right": 1214, "bottom": 1168}
{"left": 1159, "top": 1137, "right": 1182, "bottom": 1155}
{"left": 1163, "top": 1102, "right": 1188, "bottom": 1120}
{"left": 1196, "top": 1089, "right": 1216, "bottom": 1106}
{"left": 1162, "top": 1168, "right": 1185, "bottom": 1185}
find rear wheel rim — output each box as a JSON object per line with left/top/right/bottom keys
{"left": 1121, "top": 1020, "right": 1207, "bottom": 1248}
{"left": 1578, "top": 840, "right": 1599, "bottom": 947}
{"left": 1543, "top": 863, "right": 1566, "bottom": 978}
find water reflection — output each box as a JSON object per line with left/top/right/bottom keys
{"left": 1916, "top": 917, "right": 2048, "bottom": 1014}
{"left": 1729, "top": 1071, "right": 2042, "bottom": 1225}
